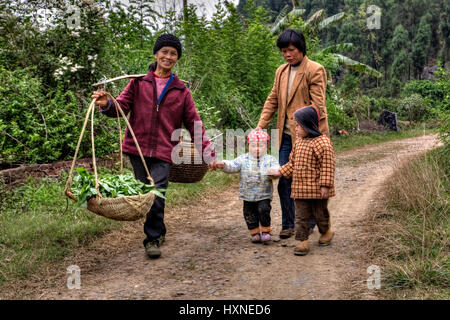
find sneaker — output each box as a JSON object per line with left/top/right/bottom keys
{"left": 145, "top": 235, "right": 165, "bottom": 259}
{"left": 318, "top": 230, "right": 334, "bottom": 246}
{"left": 251, "top": 233, "right": 261, "bottom": 243}
{"left": 156, "top": 234, "right": 165, "bottom": 245}
{"left": 261, "top": 233, "right": 272, "bottom": 243}
{"left": 294, "top": 240, "right": 310, "bottom": 256}
{"left": 279, "top": 228, "right": 294, "bottom": 239}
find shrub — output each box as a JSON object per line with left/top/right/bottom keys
{"left": 326, "top": 86, "right": 358, "bottom": 133}
{"left": 402, "top": 68, "right": 450, "bottom": 112}
{"left": 398, "top": 93, "right": 429, "bottom": 122}
{"left": 0, "top": 67, "right": 119, "bottom": 164}
{"left": 402, "top": 80, "right": 446, "bottom": 105}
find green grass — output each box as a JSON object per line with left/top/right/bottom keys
{"left": 368, "top": 148, "right": 449, "bottom": 299}
{"left": 0, "top": 170, "right": 237, "bottom": 286}
{"left": 0, "top": 176, "right": 121, "bottom": 285}
{"left": 331, "top": 127, "right": 436, "bottom": 153}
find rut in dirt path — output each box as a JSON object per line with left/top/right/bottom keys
{"left": 29, "top": 134, "right": 439, "bottom": 300}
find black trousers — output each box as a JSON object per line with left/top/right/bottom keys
{"left": 243, "top": 199, "right": 271, "bottom": 235}
{"left": 128, "top": 154, "right": 171, "bottom": 247}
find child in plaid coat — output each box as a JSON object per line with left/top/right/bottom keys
{"left": 269, "top": 106, "right": 335, "bottom": 256}
{"left": 213, "top": 129, "right": 280, "bottom": 244}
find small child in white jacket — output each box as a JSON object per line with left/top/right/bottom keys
{"left": 212, "top": 129, "right": 280, "bottom": 243}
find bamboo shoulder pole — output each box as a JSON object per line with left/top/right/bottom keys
{"left": 92, "top": 74, "right": 189, "bottom": 87}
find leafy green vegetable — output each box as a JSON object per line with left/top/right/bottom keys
{"left": 71, "top": 167, "right": 165, "bottom": 208}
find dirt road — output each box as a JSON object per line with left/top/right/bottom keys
{"left": 24, "top": 134, "right": 440, "bottom": 299}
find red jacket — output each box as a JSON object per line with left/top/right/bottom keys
{"left": 100, "top": 70, "right": 215, "bottom": 164}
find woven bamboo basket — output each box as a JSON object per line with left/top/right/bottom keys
{"left": 169, "top": 138, "right": 209, "bottom": 183}
{"left": 64, "top": 93, "right": 156, "bottom": 221}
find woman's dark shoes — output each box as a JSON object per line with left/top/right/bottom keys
{"left": 279, "top": 228, "right": 294, "bottom": 239}
{"left": 145, "top": 235, "right": 165, "bottom": 259}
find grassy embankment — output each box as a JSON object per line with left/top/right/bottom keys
{"left": 0, "top": 127, "right": 436, "bottom": 287}
{"left": 366, "top": 148, "right": 449, "bottom": 299}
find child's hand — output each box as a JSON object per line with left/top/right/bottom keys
{"left": 216, "top": 162, "right": 225, "bottom": 170}
{"left": 267, "top": 168, "right": 281, "bottom": 178}
{"left": 320, "top": 187, "right": 330, "bottom": 199}
{"left": 208, "top": 160, "right": 218, "bottom": 171}
{"left": 209, "top": 161, "right": 225, "bottom": 170}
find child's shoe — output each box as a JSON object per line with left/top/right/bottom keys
{"left": 251, "top": 233, "right": 261, "bottom": 243}
{"left": 261, "top": 232, "right": 271, "bottom": 243}
{"left": 294, "top": 240, "right": 309, "bottom": 256}
{"left": 318, "top": 229, "right": 334, "bottom": 246}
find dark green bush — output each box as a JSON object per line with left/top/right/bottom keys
{"left": 0, "top": 67, "right": 119, "bottom": 164}
{"left": 402, "top": 68, "right": 450, "bottom": 113}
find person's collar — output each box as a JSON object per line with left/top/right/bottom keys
{"left": 142, "top": 70, "right": 186, "bottom": 89}
{"left": 153, "top": 71, "right": 172, "bottom": 79}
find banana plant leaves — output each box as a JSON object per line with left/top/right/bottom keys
{"left": 270, "top": 8, "right": 306, "bottom": 35}
{"left": 332, "top": 54, "right": 382, "bottom": 78}
{"left": 319, "top": 12, "right": 347, "bottom": 30}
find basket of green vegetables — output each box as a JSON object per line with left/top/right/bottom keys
{"left": 64, "top": 93, "right": 162, "bottom": 221}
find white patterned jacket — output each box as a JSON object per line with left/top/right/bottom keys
{"left": 223, "top": 153, "right": 280, "bottom": 202}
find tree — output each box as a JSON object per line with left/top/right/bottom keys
{"left": 412, "top": 14, "right": 432, "bottom": 79}
{"left": 238, "top": 0, "right": 447, "bottom": 87}
{"left": 390, "top": 24, "right": 411, "bottom": 81}
{"left": 438, "top": 0, "right": 450, "bottom": 64}
{"left": 238, "top": 0, "right": 289, "bottom": 20}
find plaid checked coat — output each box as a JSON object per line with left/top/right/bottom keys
{"left": 279, "top": 135, "right": 335, "bottom": 199}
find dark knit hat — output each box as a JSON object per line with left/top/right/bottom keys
{"left": 293, "top": 106, "right": 322, "bottom": 138}
{"left": 153, "top": 33, "right": 182, "bottom": 58}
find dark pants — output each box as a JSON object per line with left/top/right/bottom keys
{"left": 294, "top": 199, "right": 330, "bottom": 241}
{"left": 278, "top": 133, "right": 316, "bottom": 230}
{"left": 243, "top": 199, "right": 271, "bottom": 235}
{"left": 128, "top": 154, "right": 171, "bottom": 247}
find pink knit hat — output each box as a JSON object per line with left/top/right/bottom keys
{"left": 247, "top": 129, "right": 270, "bottom": 143}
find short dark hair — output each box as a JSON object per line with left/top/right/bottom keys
{"left": 276, "top": 29, "right": 307, "bottom": 55}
